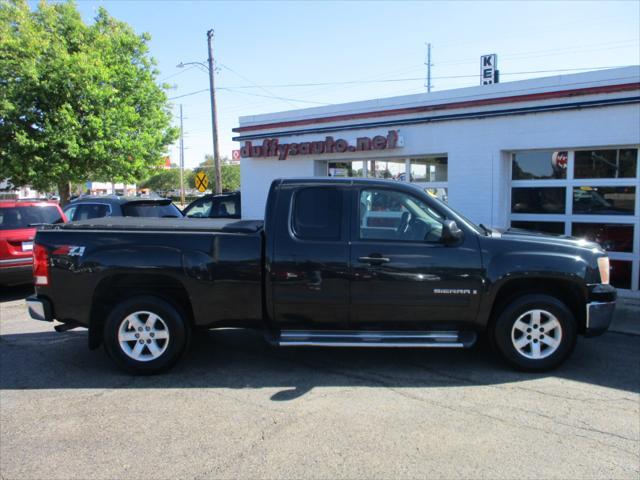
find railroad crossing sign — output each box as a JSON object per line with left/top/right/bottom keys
{"left": 195, "top": 171, "right": 209, "bottom": 192}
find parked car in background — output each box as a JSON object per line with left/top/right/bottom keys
{"left": 0, "top": 200, "right": 65, "bottom": 286}
{"left": 63, "top": 196, "right": 183, "bottom": 221}
{"left": 183, "top": 191, "right": 241, "bottom": 219}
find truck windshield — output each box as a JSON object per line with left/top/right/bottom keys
{"left": 422, "top": 192, "right": 485, "bottom": 236}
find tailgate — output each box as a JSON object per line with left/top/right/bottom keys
{"left": 0, "top": 228, "right": 35, "bottom": 267}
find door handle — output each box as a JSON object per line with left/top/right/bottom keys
{"left": 358, "top": 255, "right": 390, "bottom": 264}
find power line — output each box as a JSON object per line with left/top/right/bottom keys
{"left": 218, "top": 63, "right": 298, "bottom": 108}
{"left": 223, "top": 89, "right": 330, "bottom": 105}
{"left": 160, "top": 64, "right": 200, "bottom": 82}
{"left": 168, "top": 89, "right": 209, "bottom": 100}
{"left": 173, "top": 65, "right": 632, "bottom": 94}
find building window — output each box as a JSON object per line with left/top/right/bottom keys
{"left": 511, "top": 187, "right": 566, "bottom": 214}
{"left": 410, "top": 157, "right": 448, "bottom": 182}
{"left": 574, "top": 149, "right": 637, "bottom": 179}
{"left": 572, "top": 186, "right": 635, "bottom": 215}
{"left": 571, "top": 223, "right": 634, "bottom": 253}
{"left": 327, "top": 156, "right": 449, "bottom": 202}
{"left": 512, "top": 151, "right": 568, "bottom": 180}
{"left": 610, "top": 260, "right": 632, "bottom": 289}
{"left": 510, "top": 146, "right": 639, "bottom": 291}
{"left": 367, "top": 159, "right": 406, "bottom": 180}
{"left": 511, "top": 221, "right": 565, "bottom": 235}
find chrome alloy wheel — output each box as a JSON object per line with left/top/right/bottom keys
{"left": 118, "top": 311, "right": 170, "bottom": 362}
{"left": 510, "top": 309, "right": 562, "bottom": 360}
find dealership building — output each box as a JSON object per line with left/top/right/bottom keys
{"left": 234, "top": 66, "right": 640, "bottom": 293}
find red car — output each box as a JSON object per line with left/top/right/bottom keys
{"left": 0, "top": 200, "right": 66, "bottom": 286}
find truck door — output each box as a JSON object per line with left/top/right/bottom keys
{"left": 269, "top": 184, "right": 351, "bottom": 329}
{"left": 349, "top": 186, "right": 483, "bottom": 329}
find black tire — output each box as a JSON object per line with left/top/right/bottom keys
{"left": 103, "top": 295, "right": 190, "bottom": 375}
{"left": 492, "top": 294, "right": 577, "bottom": 372}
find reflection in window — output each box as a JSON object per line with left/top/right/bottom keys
{"left": 510, "top": 221, "right": 564, "bottom": 235}
{"left": 572, "top": 186, "right": 635, "bottom": 215}
{"left": 574, "top": 149, "right": 638, "bottom": 178}
{"left": 512, "top": 151, "right": 568, "bottom": 180}
{"left": 367, "top": 159, "right": 406, "bottom": 180}
{"left": 425, "top": 188, "right": 448, "bottom": 203}
{"left": 610, "top": 260, "right": 632, "bottom": 289}
{"left": 410, "top": 157, "right": 448, "bottom": 182}
{"left": 359, "top": 189, "right": 443, "bottom": 242}
{"left": 571, "top": 223, "right": 634, "bottom": 252}
{"left": 185, "top": 200, "right": 212, "bottom": 218}
{"left": 511, "top": 187, "right": 566, "bottom": 214}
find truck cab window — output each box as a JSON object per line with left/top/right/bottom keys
{"left": 360, "top": 189, "right": 444, "bottom": 242}
{"left": 293, "top": 187, "right": 342, "bottom": 240}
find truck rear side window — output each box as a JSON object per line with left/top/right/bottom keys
{"left": 293, "top": 188, "right": 341, "bottom": 240}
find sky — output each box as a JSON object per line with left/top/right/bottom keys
{"left": 49, "top": 1, "right": 640, "bottom": 169}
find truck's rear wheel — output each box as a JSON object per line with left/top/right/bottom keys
{"left": 493, "top": 294, "right": 577, "bottom": 372}
{"left": 103, "top": 296, "right": 189, "bottom": 374}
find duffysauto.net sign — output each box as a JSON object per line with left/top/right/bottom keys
{"left": 241, "top": 130, "right": 400, "bottom": 161}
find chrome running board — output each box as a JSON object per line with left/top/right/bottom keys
{"left": 278, "top": 330, "right": 476, "bottom": 348}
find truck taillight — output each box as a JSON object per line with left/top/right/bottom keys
{"left": 33, "top": 243, "right": 49, "bottom": 286}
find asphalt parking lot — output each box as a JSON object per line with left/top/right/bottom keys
{"left": 1, "top": 285, "right": 639, "bottom": 479}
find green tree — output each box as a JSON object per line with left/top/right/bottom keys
{"left": 195, "top": 155, "right": 240, "bottom": 192}
{"left": 139, "top": 168, "right": 186, "bottom": 194}
{"left": 0, "top": 0, "right": 178, "bottom": 204}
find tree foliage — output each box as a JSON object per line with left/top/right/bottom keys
{"left": 195, "top": 155, "right": 240, "bottom": 192}
{"left": 0, "top": 0, "right": 178, "bottom": 203}
{"left": 139, "top": 168, "right": 186, "bottom": 193}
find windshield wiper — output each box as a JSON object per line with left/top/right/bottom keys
{"left": 479, "top": 223, "right": 492, "bottom": 236}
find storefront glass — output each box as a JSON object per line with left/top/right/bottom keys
{"left": 571, "top": 223, "right": 634, "bottom": 252}
{"left": 510, "top": 146, "right": 639, "bottom": 291}
{"left": 572, "top": 186, "right": 636, "bottom": 215}
{"left": 574, "top": 149, "right": 638, "bottom": 178}
{"left": 410, "top": 157, "right": 448, "bottom": 182}
{"left": 511, "top": 187, "right": 566, "bottom": 214}
{"left": 512, "top": 151, "right": 568, "bottom": 180}
{"left": 367, "top": 159, "right": 406, "bottom": 180}
{"left": 511, "top": 221, "right": 564, "bottom": 234}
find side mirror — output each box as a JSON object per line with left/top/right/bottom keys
{"left": 442, "top": 219, "right": 463, "bottom": 244}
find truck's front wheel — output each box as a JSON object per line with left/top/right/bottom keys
{"left": 493, "top": 294, "right": 577, "bottom": 372}
{"left": 103, "top": 296, "right": 189, "bottom": 374}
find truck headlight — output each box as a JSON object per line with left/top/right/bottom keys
{"left": 597, "top": 257, "right": 610, "bottom": 285}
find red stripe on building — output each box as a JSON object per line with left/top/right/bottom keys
{"left": 233, "top": 82, "right": 640, "bottom": 133}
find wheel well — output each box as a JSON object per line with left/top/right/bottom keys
{"left": 89, "top": 274, "right": 194, "bottom": 349}
{"left": 489, "top": 278, "right": 586, "bottom": 333}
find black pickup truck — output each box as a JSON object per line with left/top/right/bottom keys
{"left": 27, "top": 178, "right": 616, "bottom": 374}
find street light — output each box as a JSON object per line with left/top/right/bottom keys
{"left": 176, "top": 30, "right": 222, "bottom": 194}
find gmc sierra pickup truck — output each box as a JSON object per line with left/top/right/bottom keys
{"left": 27, "top": 178, "right": 616, "bottom": 374}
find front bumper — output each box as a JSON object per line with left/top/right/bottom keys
{"left": 26, "top": 295, "right": 53, "bottom": 322}
{"left": 585, "top": 301, "right": 616, "bottom": 337}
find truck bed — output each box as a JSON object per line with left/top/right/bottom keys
{"left": 52, "top": 217, "right": 264, "bottom": 233}
{"left": 34, "top": 216, "right": 264, "bottom": 330}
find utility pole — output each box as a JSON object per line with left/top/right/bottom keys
{"left": 207, "top": 29, "right": 222, "bottom": 194}
{"left": 179, "top": 104, "right": 185, "bottom": 206}
{"left": 425, "top": 43, "right": 433, "bottom": 92}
